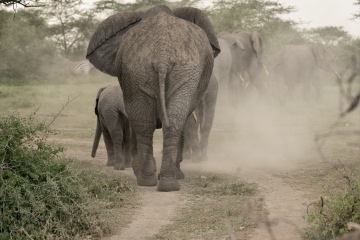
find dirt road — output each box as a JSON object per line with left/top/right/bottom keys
{"left": 62, "top": 86, "right": 358, "bottom": 239}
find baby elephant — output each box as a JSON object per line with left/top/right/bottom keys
{"left": 91, "top": 84, "right": 131, "bottom": 170}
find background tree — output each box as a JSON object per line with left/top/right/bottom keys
{"left": 41, "top": 0, "right": 98, "bottom": 59}
{"left": 0, "top": 0, "right": 44, "bottom": 8}
{"left": 353, "top": 0, "right": 360, "bottom": 19}
{"left": 92, "top": 0, "right": 197, "bottom": 16}
{"left": 0, "top": 9, "right": 57, "bottom": 83}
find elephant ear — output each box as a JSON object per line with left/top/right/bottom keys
{"left": 172, "top": 7, "right": 220, "bottom": 58}
{"left": 251, "top": 31, "right": 264, "bottom": 57}
{"left": 86, "top": 12, "right": 143, "bottom": 77}
{"left": 232, "top": 39, "right": 245, "bottom": 50}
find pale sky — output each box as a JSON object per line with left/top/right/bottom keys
{"left": 82, "top": 0, "right": 360, "bottom": 37}
{"left": 278, "top": 0, "right": 360, "bottom": 37}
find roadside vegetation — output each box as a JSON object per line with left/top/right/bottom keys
{"left": 0, "top": 111, "right": 137, "bottom": 239}
{"left": 305, "top": 166, "right": 360, "bottom": 240}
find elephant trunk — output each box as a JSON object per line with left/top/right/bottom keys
{"left": 91, "top": 117, "right": 102, "bottom": 158}
{"left": 200, "top": 97, "right": 206, "bottom": 130}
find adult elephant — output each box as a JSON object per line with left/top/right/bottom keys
{"left": 91, "top": 84, "right": 131, "bottom": 170}
{"left": 213, "top": 38, "right": 231, "bottom": 104}
{"left": 86, "top": 5, "right": 220, "bottom": 192}
{"left": 183, "top": 74, "right": 218, "bottom": 162}
{"left": 217, "top": 31, "right": 266, "bottom": 106}
{"left": 274, "top": 43, "right": 341, "bottom": 103}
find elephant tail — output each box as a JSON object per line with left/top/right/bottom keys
{"left": 91, "top": 117, "right": 102, "bottom": 158}
{"left": 92, "top": 87, "right": 106, "bottom": 157}
{"left": 157, "top": 64, "right": 170, "bottom": 128}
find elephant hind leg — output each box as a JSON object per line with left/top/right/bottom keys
{"left": 109, "top": 126, "right": 125, "bottom": 170}
{"left": 158, "top": 94, "right": 195, "bottom": 191}
{"left": 126, "top": 95, "right": 157, "bottom": 186}
{"left": 312, "top": 78, "right": 323, "bottom": 101}
{"left": 183, "top": 129, "right": 191, "bottom": 159}
{"left": 102, "top": 127, "right": 115, "bottom": 167}
{"left": 184, "top": 110, "right": 202, "bottom": 163}
{"left": 132, "top": 123, "right": 157, "bottom": 186}
{"left": 123, "top": 119, "right": 132, "bottom": 168}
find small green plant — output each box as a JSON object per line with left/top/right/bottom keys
{"left": 305, "top": 167, "right": 360, "bottom": 240}
{"left": 191, "top": 174, "right": 256, "bottom": 196}
{"left": 0, "top": 111, "right": 136, "bottom": 239}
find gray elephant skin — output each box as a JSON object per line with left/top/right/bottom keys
{"left": 274, "top": 43, "right": 341, "bottom": 102}
{"left": 86, "top": 5, "right": 220, "bottom": 192}
{"left": 91, "top": 84, "right": 131, "bottom": 170}
{"left": 184, "top": 74, "right": 218, "bottom": 162}
{"left": 214, "top": 31, "right": 266, "bottom": 106}
{"left": 213, "top": 38, "right": 231, "bottom": 102}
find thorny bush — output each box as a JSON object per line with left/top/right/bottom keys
{"left": 0, "top": 111, "right": 135, "bottom": 239}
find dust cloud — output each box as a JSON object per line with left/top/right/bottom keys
{"left": 181, "top": 81, "right": 353, "bottom": 176}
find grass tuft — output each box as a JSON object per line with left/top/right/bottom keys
{"left": 305, "top": 166, "right": 360, "bottom": 240}
{"left": 155, "top": 172, "right": 262, "bottom": 240}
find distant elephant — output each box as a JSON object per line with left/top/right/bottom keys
{"left": 274, "top": 43, "right": 341, "bottom": 102}
{"left": 86, "top": 5, "right": 220, "bottom": 192}
{"left": 216, "top": 31, "right": 266, "bottom": 106}
{"left": 213, "top": 38, "right": 232, "bottom": 103}
{"left": 91, "top": 84, "right": 131, "bottom": 170}
{"left": 183, "top": 74, "right": 218, "bottom": 162}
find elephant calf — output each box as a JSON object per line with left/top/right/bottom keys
{"left": 184, "top": 74, "right": 218, "bottom": 162}
{"left": 91, "top": 84, "right": 131, "bottom": 170}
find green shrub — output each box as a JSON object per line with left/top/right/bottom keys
{"left": 305, "top": 169, "right": 360, "bottom": 240}
{"left": 0, "top": 111, "right": 135, "bottom": 239}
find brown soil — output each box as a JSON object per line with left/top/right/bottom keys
{"left": 60, "top": 86, "right": 359, "bottom": 240}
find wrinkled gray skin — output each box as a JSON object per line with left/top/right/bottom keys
{"left": 86, "top": 5, "right": 220, "bottom": 192}
{"left": 183, "top": 74, "right": 218, "bottom": 162}
{"left": 216, "top": 31, "right": 266, "bottom": 106}
{"left": 274, "top": 43, "right": 341, "bottom": 103}
{"left": 91, "top": 84, "right": 131, "bottom": 170}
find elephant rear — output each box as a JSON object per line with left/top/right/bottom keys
{"left": 117, "top": 10, "right": 214, "bottom": 128}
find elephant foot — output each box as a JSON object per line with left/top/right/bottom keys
{"left": 125, "top": 160, "right": 132, "bottom": 168}
{"left": 191, "top": 156, "right": 203, "bottom": 163}
{"left": 106, "top": 160, "right": 115, "bottom": 166}
{"left": 137, "top": 172, "right": 157, "bottom": 186}
{"left": 175, "top": 168, "right": 185, "bottom": 180}
{"left": 191, "top": 152, "right": 202, "bottom": 163}
{"left": 114, "top": 162, "right": 125, "bottom": 170}
{"left": 183, "top": 152, "right": 191, "bottom": 160}
{"left": 157, "top": 177, "right": 180, "bottom": 192}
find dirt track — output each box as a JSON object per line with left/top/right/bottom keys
{"left": 45, "top": 81, "right": 357, "bottom": 240}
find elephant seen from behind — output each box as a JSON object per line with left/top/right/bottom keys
{"left": 86, "top": 5, "right": 220, "bottom": 191}
{"left": 184, "top": 74, "right": 218, "bottom": 162}
{"left": 273, "top": 43, "right": 341, "bottom": 103}
{"left": 91, "top": 84, "right": 131, "bottom": 170}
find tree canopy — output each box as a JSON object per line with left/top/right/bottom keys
{"left": 0, "top": 0, "right": 358, "bottom": 83}
{"left": 0, "top": 0, "right": 45, "bottom": 8}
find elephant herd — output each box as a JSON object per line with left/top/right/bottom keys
{"left": 87, "top": 5, "right": 342, "bottom": 192}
